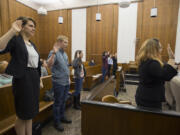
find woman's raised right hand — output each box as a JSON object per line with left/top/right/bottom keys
{"left": 168, "top": 59, "right": 177, "bottom": 69}
{"left": 12, "top": 20, "right": 22, "bottom": 33}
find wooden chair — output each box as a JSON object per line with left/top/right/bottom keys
{"left": 102, "top": 95, "right": 131, "bottom": 105}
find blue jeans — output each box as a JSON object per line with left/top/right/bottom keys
{"left": 53, "top": 82, "right": 69, "bottom": 124}
{"left": 101, "top": 67, "right": 107, "bottom": 82}
{"left": 74, "top": 78, "right": 83, "bottom": 97}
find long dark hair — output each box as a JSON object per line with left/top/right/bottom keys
{"left": 102, "top": 51, "right": 106, "bottom": 56}
{"left": 74, "top": 50, "right": 83, "bottom": 64}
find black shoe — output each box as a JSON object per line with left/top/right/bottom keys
{"left": 54, "top": 123, "right": 64, "bottom": 132}
{"left": 61, "top": 117, "right": 72, "bottom": 124}
{"left": 74, "top": 105, "right": 81, "bottom": 110}
{"left": 73, "top": 95, "right": 81, "bottom": 110}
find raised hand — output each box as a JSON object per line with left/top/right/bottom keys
{"left": 167, "top": 43, "right": 175, "bottom": 59}
{"left": 53, "top": 42, "right": 60, "bottom": 53}
{"left": 178, "top": 64, "right": 180, "bottom": 70}
{"left": 12, "top": 20, "right": 22, "bottom": 32}
{"left": 168, "top": 59, "right": 177, "bottom": 69}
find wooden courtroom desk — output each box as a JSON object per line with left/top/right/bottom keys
{"left": 165, "top": 75, "right": 180, "bottom": 112}
{"left": 81, "top": 76, "right": 180, "bottom": 135}
{"left": 82, "top": 100, "right": 180, "bottom": 135}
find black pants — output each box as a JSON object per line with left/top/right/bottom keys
{"left": 107, "top": 65, "right": 112, "bottom": 77}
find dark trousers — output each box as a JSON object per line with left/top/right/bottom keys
{"left": 113, "top": 67, "right": 117, "bottom": 78}
{"left": 53, "top": 82, "right": 69, "bottom": 124}
{"left": 107, "top": 64, "right": 112, "bottom": 77}
{"left": 101, "top": 67, "right": 107, "bottom": 82}
{"left": 74, "top": 77, "right": 83, "bottom": 97}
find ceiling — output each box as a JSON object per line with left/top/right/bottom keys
{"left": 16, "top": 0, "right": 123, "bottom": 11}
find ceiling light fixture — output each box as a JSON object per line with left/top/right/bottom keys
{"left": 96, "top": 0, "right": 101, "bottom": 21}
{"left": 119, "top": 0, "right": 144, "bottom": 8}
{"left": 150, "top": 0, "right": 157, "bottom": 17}
{"left": 37, "top": 6, "right": 47, "bottom": 15}
{"left": 119, "top": 0, "right": 131, "bottom": 8}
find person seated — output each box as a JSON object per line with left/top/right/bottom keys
{"left": 0, "top": 61, "right": 12, "bottom": 86}
{"left": 40, "top": 59, "right": 48, "bottom": 76}
{"left": 135, "top": 38, "right": 177, "bottom": 110}
{"left": 88, "top": 59, "right": 95, "bottom": 66}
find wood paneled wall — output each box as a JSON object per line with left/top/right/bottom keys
{"left": 0, "top": 0, "right": 40, "bottom": 61}
{"left": 0, "top": 0, "right": 12, "bottom": 61}
{"left": 0, "top": 0, "right": 72, "bottom": 62}
{"left": 0, "top": 0, "right": 179, "bottom": 63}
{"left": 86, "top": 4, "right": 118, "bottom": 64}
{"left": 38, "top": 10, "right": 72, "bottom": 61}
{"left": 136, "top": 0, "right": 180, "bottom": 61}
{"left": 8, "top": 0, "right": 40, "bottom": 50}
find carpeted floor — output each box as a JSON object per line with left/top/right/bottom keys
{"left": 42, "top": 79, "right": 138, "bottom": 135}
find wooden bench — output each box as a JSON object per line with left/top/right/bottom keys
{"left": 70, "top": 64, "right": 102, "bottom": 91}
{"left": 81, "top": 78, "right": 180, "bottom": 135}
{"left": 83, "top": 65, "right": 102, "bottom": 90}
{"left": 83, "top": 61, "right": 89, "bottom": 67}
{"left": 0, "top": 75, "right": 53, "bottom": 135}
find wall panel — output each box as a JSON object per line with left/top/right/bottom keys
{"left": 136, "top": 0, "right": 180, "bottom": 61}
{"left": 117, "top": 4, "right": 138, "bottom": 63}
{"left": 72, "top": 8, "right": 86, "bottom": 62}
{"left": 0, "top": 0, "right": 11, "bottom": 61}
{"left": 38, "top": 10, "right": 72, "bottom": 61}
{"left": 175, "top": 1, "right": 180, "bottom": 63}
{"left": 8, "top": 0, "right": 40, "bottom": 49}
{"left": 86, "top": 4, "right": 118, "bottom": 64}
{"left": 0, "top": 0, "right": 40, "bottom": 61}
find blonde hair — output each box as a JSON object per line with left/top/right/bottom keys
{"left": 136, "top": 38, "right": 163, "bottom": 66}
{"left": 56, "top": 35, "right": 68, "bottom": 42}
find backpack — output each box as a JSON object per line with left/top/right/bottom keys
{"left": 43, "top": 89, "right": 54, "bottom": 101}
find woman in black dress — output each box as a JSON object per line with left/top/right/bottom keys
{"left": 0, "top": 17, "right": 42, "bottom": 135}
{"left": 135, "top": 38, "right": 177, "bottom": 110}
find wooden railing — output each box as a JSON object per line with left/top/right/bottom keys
{"left": 81, "top": 76, "right": 180, "bottom": 135}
